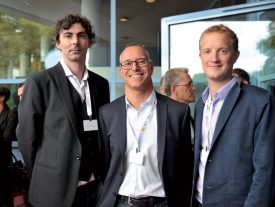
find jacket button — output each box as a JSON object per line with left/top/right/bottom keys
{"left": 113, "top": 192, "right": 117, "bottom": 196}
{"left": 76, "top": 156, "right": 81, "bottom": 160}
{"left": 208, "top": 159, "right": 212, "bottom": 163}
{"left": 120, "top": 172, "right": 123, "bottom": 176}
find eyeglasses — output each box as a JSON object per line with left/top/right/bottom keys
{"left": 120, "top": 58, "right": 152, "bottom": 70}
{"left": 175, "top": 82, "right": 195, "bottom": 89}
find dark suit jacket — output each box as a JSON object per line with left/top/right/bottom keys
{"left": 96, "top": 92, "right": 193, "bottom": 207}
{"left": 16, "top": 63, "right": 110, "bottom": 207}
{"left": 192, "top": 82, "right": 275, "bottom": 207}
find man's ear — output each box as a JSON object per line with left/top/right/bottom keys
{"left": 150, "top": 63, "right": 154, "bottom": 75}
{"left": 234, "top": 51, "right": 240, "bottom": 63}
{"left": 170, "top": 84, "right": 176, "bottom": 94}
{"left": 55, "top": 41, "right": 61, "bottom": 50}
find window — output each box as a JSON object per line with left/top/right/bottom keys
{"left": 161, "top": 1, "right": 275, "bottom": 112}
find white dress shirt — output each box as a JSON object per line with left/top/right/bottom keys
{"left": 60, "top": 59, "right": 92, "bottom": 117}
{"left": 60, "top": 59, "right": 95, "bottom": 185}
{"left": 195, "top": 77, "right": 237, "bottom": 203}
{"left": 118, "top": 91, "right": 165, "bottom": 198}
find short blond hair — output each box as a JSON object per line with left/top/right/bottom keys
{"left": 199, "top": 24, "right": 239, "bottom": 51}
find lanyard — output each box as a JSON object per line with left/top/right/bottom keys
{"left": 127, "top": 100, "right": 157, "bottom": 153}
{"left": 70, "top": 77, "right": 92, "bottom": 117}
{"left": 204, "top": 99, "right": 213, "bottom": 151}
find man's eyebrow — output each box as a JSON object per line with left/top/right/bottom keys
{"left": 62, "top": 31, "right": 87, "bottom": 34}
{"left": 62, "top": 31, "right": 72, "bottom": 34}
{"left": 78, "top": 31, "right": 87, "bottom": 34}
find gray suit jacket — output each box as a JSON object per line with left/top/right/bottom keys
{"left": 16, "top": 63, "right": 109, "bottom": 207}
{"left": 192, "top": 81, "right": 275, "bottom": 207}
{"left": 96, "top": 92, "right": 193, "bottom": 207}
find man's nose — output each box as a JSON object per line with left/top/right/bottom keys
{"left": 130, "top": 61, "right": 139, "bottom": 71}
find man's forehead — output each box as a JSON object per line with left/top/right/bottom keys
{"left": 61, "top": 23, "right": 85, "bottom": 32}
{"left": 120, "top": 47, "right": 147, "bottom": 61}
{"left": 123, "top": 46, "right": 145, "bottom": 54}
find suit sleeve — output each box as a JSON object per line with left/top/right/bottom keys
{"left": 244, "top": 93, "right": 275, "bottom": 207}
{"left": 16, "top": 77, "right": 45, "bottom": 174}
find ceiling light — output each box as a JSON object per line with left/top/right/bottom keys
{"left": 146, "top": 0, "right": 156, "bottom": 3}
{"left": 119, "top": 17, "right": 129, "bottom": 22}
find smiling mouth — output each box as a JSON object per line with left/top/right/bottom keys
{"left": 209, "top": 65, "right": 222, "bottom": 68}
{"left": 69, "top": 50, "right": 81, "bottom": 54}
{"left": 129, "top": 73, "right": 144, "bottom": 78}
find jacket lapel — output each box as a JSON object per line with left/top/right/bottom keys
{"left": 117, "top": 96, "right": 127, "bottom": 160}
{"left": 87, "top": 71, "right": 98, "bottom": 116}
{"left": 211, "top": 82, "right": 241, "bottom": 148}
{"left": 156, "top": 93, "right": 167, "bottom": 181}
{"left": 53, "top": 63, "right": 77, "bottom": 131}
{"left": 194, "top": 98, "right": 204, "bottom": 167}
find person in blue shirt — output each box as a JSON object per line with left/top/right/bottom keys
{"left": 192, "top": 24, "right": 275, "bottom": 207}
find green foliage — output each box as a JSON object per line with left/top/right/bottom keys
{"left": 257, "top": 22, "right": 275, "bottom": 75}
{"left": 0, "top": 12, "right": 53, "bottom": 77}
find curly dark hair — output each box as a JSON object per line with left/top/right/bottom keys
{"left": 53, "top": 14, "right": 96, "bottom": 45}
{"left": 0, "top": 86, "right": 10, "bottom": 103}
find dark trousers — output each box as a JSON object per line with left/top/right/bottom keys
{"left": 0, "top": 167, "right": 12, "bottom": 207}
{"left": 72, "top": 181, "right": 99, "bottom": 207}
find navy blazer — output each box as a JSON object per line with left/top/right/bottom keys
{"left": 96, "top": 92, "right": 193, "bottom": 207}
{"left": 17, "top": 63, "right": 110, "bottom": 207}
{"left": 192, "top": 81, "right": 275, "bottom": 207}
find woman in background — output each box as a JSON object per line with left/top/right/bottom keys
{"left": 0, "top": 86, "right": 17, "bottom": 207}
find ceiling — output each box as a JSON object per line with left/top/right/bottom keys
{"left": 0, "top": 0, "right": 241, "bottom": 47}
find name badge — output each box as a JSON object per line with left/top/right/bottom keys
{"left": 83, "top": 119, "right": 98, "bottom": 131}
{"left": 129, "top": 149, "right": 144, "bottom": 165}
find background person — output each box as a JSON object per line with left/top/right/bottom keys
{"left": 160, "top": 68, "right": 196, "bottom": 149}
{"left": 192, "top": 24, "right": 275, "bottom": 207}
{"left": 17, "top": 82, "right": 25, "bottom": 101}
{"left": 16, "top": 14, "right": 110, "bottom": 207}
{"left": 232, "top": 68, "right": 250, "bottom": 84}
{"left": 96, "top": 43, "right": 193, "bottom": 207}
{"left": 0, "top": 86, "right": 17, "bottom": 207}
{"left": 161, "top": 68, "right": 196, "bottom": 104}
{"left": 10, "top": 82, "right": 28, "bottom": 207}
{"left": 159, "top": 76, "right": 166, "bottom": 95}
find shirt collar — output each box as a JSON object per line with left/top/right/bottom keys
{"left": 202, "top": 77, "right": 238, "bottom": 104}
{"left": 125, "top": 90, "right": 157, "bottom": 109}
{"left": 60, "top": 58, "right": 89, "bottom": 81}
